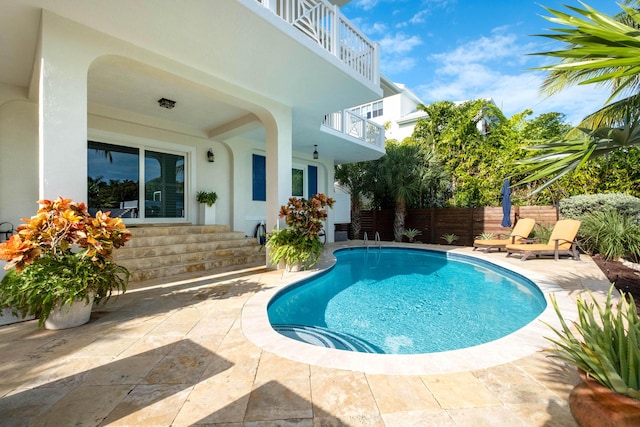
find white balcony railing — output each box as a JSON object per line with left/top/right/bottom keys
{"left": 257, "top": 0, "right": 380, "bottom": 85}
{"left": 322, "top": 110, "right": 385, "bottom": 149}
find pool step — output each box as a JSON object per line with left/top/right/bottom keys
{"left": 272, "top": 324, "right": 384, "bottom": 354}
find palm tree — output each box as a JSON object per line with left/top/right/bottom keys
{"left": 518, "top": 1, "right": 640, "bottom": 192}
{"left": 372, "top": 141, "right": 421, "bottom": 242}
{"left": 334, "top": 162, "right": 372, "bottom": 239}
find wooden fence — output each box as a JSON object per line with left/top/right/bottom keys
{"left": 355, "top": 206, "right": 559, "bottom": 246}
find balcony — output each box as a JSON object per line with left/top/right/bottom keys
{"left": 322, "top": 110, "right": 385, "bottom": 150}
{"left": 258, "top": 0, "right": 380, "bottom": 86}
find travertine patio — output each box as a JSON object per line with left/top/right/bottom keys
{"left": 0, "top": 243, "right": 612, "bottom": 426}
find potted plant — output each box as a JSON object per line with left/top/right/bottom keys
{"left": 545, "top": 286, "right": 640, "bottom": 426}
{"left": 403, "top": 228, "right": 422, "bottom": 243}
{"left": 196, "top": 191, "right": 218, "bottom": 225}
{"left": 0, "top": 197, "right": 131, "bottom": 329}
{"left": 265, "top": 193, "right": 335, "bottom": 271}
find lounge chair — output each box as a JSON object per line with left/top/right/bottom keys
{"left": 505, "top": 219, "right": 581, "bottom": 261}
{"left": 473, "top": 218, "right": 536, "bottom": 252}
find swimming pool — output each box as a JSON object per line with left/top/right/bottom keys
{"left": 241, "top": 244, "right": 575, "bottom": 375}
{"left": 267, "top": 247, "right": 547, "bottom": 354}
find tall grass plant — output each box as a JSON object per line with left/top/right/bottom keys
{"left": 580, "top": 210, "right": 640, "bottom": 262}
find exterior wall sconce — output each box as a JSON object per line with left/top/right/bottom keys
{"left": 207, "top": 148, "right": 215, "bottom": 163}
{"left": 158, "top": 97, "right": 176, "bottom": 109}
{"left": 313, "top": 145, "right": 318, "bottom": 159}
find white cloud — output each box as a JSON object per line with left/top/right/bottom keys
{"left": 378, "top": 32, "right": 423, "bottom": 55}
{"left": 383, "top": 57, "right": 418, "bottom": 75}
{"left": 418, "top": 68, "right": 609, "bottom": 126}
{"left": 353, "top": 0, "right": 380, "bottom": 11}
{"left": 409, "top": 10, "right": 429, "bottom": 24}
{"left": 414, "top": 31, "right": 609, "bottom": 125}
{"left": 432, "top": 32, "right": 535, "bottom": 66}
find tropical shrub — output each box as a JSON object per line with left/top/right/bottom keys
{"left": 441, "top": 233, "right": 458, "bottom": 244}
{"left": 531, "top": 223, "right": 553, "bottom": 243}
{"left": 579, "top": 210, "right": 640, "bottom": 262}
{"left": 476, "top": 232, "right": 495, "bottom": 240}
{"left": 560, "top": 193, "right": 640, "bottom": 223}
{"left": 403, "top": 228, "right": 422, "bottom": 242}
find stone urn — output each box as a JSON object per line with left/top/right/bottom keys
{"left": 44, "top": 293, "right": 95, "bottom": 330}
{"left": 569, "top": 370, "right": 640, "bottom": 427}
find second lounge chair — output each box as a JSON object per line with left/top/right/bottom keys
{"left": 505, "top": 219, "right": 581, "bottom": 261}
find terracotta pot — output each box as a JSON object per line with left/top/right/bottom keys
{"left": 569, "top": 370, "right": 640, "bottom": 427}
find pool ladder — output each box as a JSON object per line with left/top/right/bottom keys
{"left": 363, "top": 231, "right": 381, "bottom": 250}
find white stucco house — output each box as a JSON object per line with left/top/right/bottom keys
{"left": 350, "top": 78, "right": 498, "bottom": 142}
{"left": 349, "top": 78, "right": 424, "bottom": 142}
{"left": 0, "top": 0, "right": 386, "bottom": 249}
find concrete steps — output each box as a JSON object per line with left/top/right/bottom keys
{"left": 114, "top": 224, "right": 265, "bottom": 282}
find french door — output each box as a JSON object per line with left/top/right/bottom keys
{"left": 88, "top": 141, "right": 185, "bottom": 220}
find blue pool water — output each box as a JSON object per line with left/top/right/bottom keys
{"left": 268, "top": 247, "right": 546, "bottom": 354}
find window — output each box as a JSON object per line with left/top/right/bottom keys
{"left": 351, "top": 101, "right": 383, "bottom": 119}
{"left": 372, "top": 100, "right": 383, "bottom": 118}
{"left": 88, "top": 141, "right": 185, "bottom": 219}
{"left": 292, "top": 168, "right": 304, "bottom": 197}
{"left": 88, "top": 141, "right": 140, "bottom": 217}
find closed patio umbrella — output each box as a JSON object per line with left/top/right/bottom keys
{"left": 501, "top": 178, "right": 512, "bottom": 227}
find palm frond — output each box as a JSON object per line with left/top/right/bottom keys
{"left": 531, "top": 3, "right": 640, "bottom": 104}
{"left": 515, "top": 120, "right": 640, "bottom": 194}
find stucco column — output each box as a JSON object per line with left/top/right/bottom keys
{"left": 38, "top": 12, "right": 89, "bottom": 202}
{"left": 263, "top": 106, "right": 292, "bottom": 233}
{"left": 325, "top": 161, "right": 336, "bottom": 243}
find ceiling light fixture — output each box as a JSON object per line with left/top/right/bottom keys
{"left": 158, "top": 97, "right": 176, "bottom": 109}
{"left": 313, "top": 145, "right": 318, "bottom": 160}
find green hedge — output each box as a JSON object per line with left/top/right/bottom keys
{"left": 559, "top": 193, "right": 640, "bottom": 223}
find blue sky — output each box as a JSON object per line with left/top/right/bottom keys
{"left": 342, "top": 0, "right": 623, "bottom": 125}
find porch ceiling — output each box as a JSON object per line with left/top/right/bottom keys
{"left": 2, "top": 0, "right": 383, "bottom": 163}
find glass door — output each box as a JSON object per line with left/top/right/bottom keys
{"left": 144, "top": 150, "right": 185, "bottom": 218}
{"left": 88, "top": 141, "right": 186, "bottom": 220}
{"left": 88, "top": 141, "right": 140, "bottom": 218}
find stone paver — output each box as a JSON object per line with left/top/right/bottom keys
{"left": 0, "top": 244, "right": 609, "bottom": 426}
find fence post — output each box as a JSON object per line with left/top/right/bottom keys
{"left": 430, "top": 208, "right": 436, "bottom": 244}
{"left": 470, "top": 208, "right": 475, "bottom": 246}
{"left": 373, "top": 209, "right": 377, "bottom": 237}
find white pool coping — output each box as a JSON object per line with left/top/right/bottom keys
{"left": 242, "top": 245, "right": 578, "bottom": 375}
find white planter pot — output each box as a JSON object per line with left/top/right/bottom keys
{"left": 45, "top": 293, "right": 95, "bottom": 330}
{"left": 198, "top": 204, "right": 216, "bottom": 225}
{"left": 285, "top": 261, "right": 303, "bottom": 272}
{"left": 0, "top": 308, "right": 35, "bottom": 326}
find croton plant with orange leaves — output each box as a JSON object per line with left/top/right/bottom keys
{"left": 0, "top": 197, "right": 130, "bottom": 271}
{"left": 0, "top": 197, "right": 131, "bottom": 326}
{"left": 266, "top": 193, "right": 335, "bottom": 270}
